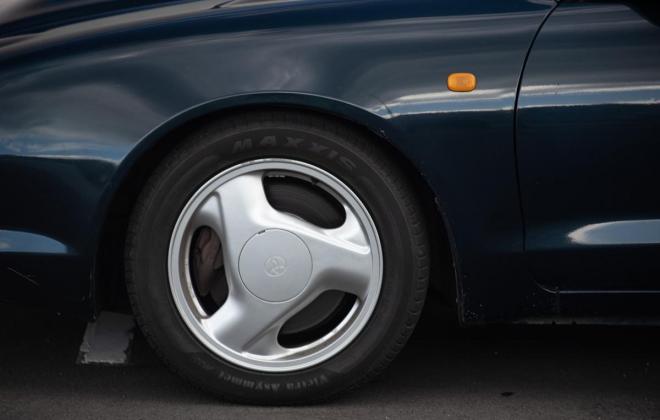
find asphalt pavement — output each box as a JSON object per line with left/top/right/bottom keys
{"left": 1, "top": 301, "right": 659, "bottom": 419}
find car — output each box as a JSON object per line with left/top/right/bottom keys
{"left": 1, "top": 0, "right": 659, "bottom": 405}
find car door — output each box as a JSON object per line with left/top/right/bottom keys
{"left": 517, "top": 1, "right": 660, "bottom": 292}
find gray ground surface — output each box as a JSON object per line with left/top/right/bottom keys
{"left": 1, "top": 302, "right": 659, "bottom": 419}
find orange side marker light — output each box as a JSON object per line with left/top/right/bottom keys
{"left": 447, "top": 72, "right": 477, "bottom": 92}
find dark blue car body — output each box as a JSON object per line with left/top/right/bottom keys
{"left": 1, "top": 0, "right": 659, "bottom": 324}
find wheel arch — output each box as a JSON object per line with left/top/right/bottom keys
{"left": 92, "top": 92, "right": 457, "bottom": 315}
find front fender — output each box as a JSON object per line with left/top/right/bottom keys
{"left": 0, "top": 0, "right": 553, "bottom": 323}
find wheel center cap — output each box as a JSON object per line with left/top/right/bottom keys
{"left": 238, "top": 229, "right": 312, "bottom": 302}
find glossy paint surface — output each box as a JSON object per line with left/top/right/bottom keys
{"left": 517, "top": 1, "right": 660, "bottom": 295}
{"left": 0, "top": 0, "right": 568, "bottom": 322}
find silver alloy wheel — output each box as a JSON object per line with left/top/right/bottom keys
{"left": 168, "top": 158, "right": 383, "bottom": 372}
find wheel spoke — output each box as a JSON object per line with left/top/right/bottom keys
{"left": 188, "top": 193, "right": 224, "bottom": 234}
{"left": 190, "top": 171, "right": 272, "bottom": 285}
{"left": 258, "top": 206, "right": 374, "bottom": 300}
{"left": 202, "top": 289, "right": 307, "bottom": 356}
{"left": 308, "top": 210, "right": 373, "bottom": 300}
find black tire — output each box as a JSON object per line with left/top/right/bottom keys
{"left": 125, "top": 110, "right": 429, "bottom": 404}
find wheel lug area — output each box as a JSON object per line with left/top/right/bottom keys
{"left": 238, "top": 229, "right": 312, "bottom": 302}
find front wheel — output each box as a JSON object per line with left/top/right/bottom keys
{"left": 125, "top": 111, "right": 429, "bottom": 404}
